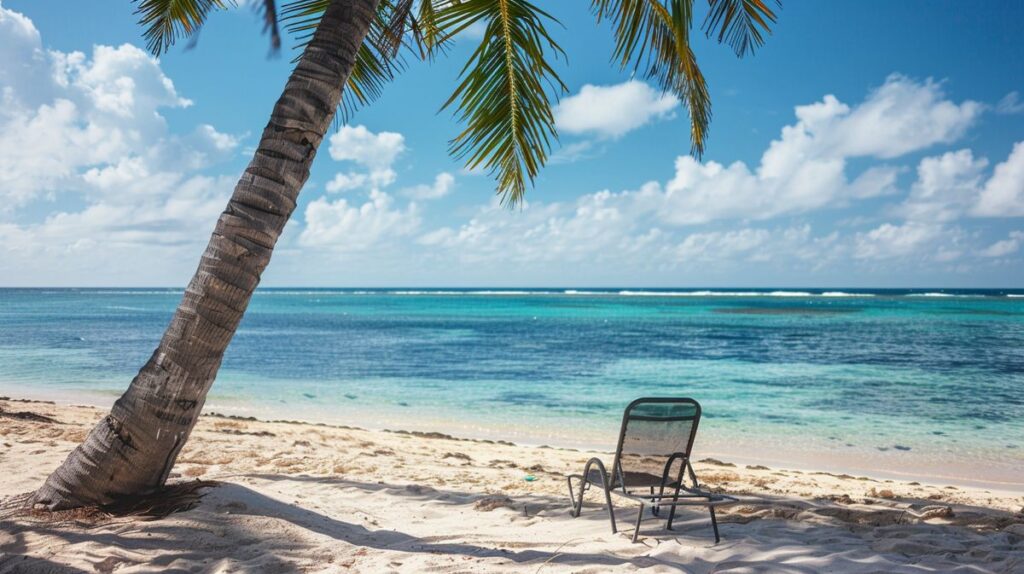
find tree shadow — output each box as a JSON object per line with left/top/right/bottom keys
{"left": 0, "top": 553, "right": 90, "bottom": 574}
{"left": 2, "top": 481, "right": 692, "bottom": 571}
{"left": 3, "top": 476, "right": 1022, "bottom": 572}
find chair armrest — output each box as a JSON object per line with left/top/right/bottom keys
{"left": 580, "top": 457, "right": 610, "bottom": 486}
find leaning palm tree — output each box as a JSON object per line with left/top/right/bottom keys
{"left": 33, "top": 0, "right": 779, "bottom": 510}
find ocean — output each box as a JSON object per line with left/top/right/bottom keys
{"left": 1, "top": 288, "right": 1022, "bottom": 488}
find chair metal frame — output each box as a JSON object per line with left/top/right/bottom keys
{"left": 566, "top": 397, "right": 736, "bottom": 543}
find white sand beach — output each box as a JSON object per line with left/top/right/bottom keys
{"left": 2, "top": 397, "right": 1023, "bottom": 573}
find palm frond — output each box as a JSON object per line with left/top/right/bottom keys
{"left": 702, "top": 0, "right": 779, "bottom": 57}
{"left": 416, "top": 0, "right": 447, "bottom": 56}
{"left": 255, "top": 0, "right": 282, "bottom": 53}
{"left": 436, "top": 0, "right": 567, "bottom": 206}
{"left": 134, "top": 0, "right": 231, "bottom": 55}
{"left": 282, "top": 0, "right": 421, "bottom": 120}
{"left": 592, "top": 0, "right": 711, "bottom": 156}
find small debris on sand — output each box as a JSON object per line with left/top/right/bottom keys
{"left": 474, "top": 495, "right": 515, "bottom": 512}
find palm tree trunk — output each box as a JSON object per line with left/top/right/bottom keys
{"left": 32, "top": 0, "right": 381, "bottom": 510}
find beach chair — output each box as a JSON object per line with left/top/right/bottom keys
{"left": 566, "top": 397, "right": 736, "bottom": 543}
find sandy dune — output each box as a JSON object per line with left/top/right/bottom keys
{"left": 2, "top": 397, "right": 1023, "bottom": 573}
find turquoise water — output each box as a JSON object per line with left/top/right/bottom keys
{"left": 1, "top": 288, "right": 1022, "bottom": 487}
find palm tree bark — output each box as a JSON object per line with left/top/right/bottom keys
{"left": 32, "top": 0, "right": 381, "bottom": 510}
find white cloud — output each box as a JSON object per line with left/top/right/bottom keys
{"left": 320, "top": 124, "right": 408, "bottom": 197}
{"left": 612, "top": 75, "right": 980, "bottom": 226}
{"left": 549, "top": 141, "right": 596, "bottom": 165}
{"left": 890, "top": 142, "right": 1024, "bottom": 221}
{"left": 325, "top": 171, "right": 367, "bottom": 193}
{"left": 996, "top": 91, "right": 1024, "bottom": 115}
{"left": 675, "top": 228, "right": 771, "bottom": 261}
{"left": 0, "top": 4, "right": 239, "bottom": 284}
{"left": 0, "top": 23, "right": 197, "bottom": 207}
{"left": 402, "top": 172, "right": 455, "bottom": 200}
{"left": 979, "top": 231, "right": 1023, "bottom": 258}
{"left": 554, "top": 80, "right": 678, "bottom": 138}
{"left": 972, "top": 142, "right": 1024, "bottom": 217}
{"left": 0, "top": 1, "right": 49, "bottom": 108}
{"left": 328, "top": 124, "right": 405, "bottom": 170}
{"left": 0, "top": 3, "right": 1018, "bottom": 286}
{"left": 897, "top": 149, "right": 988, "bottom": 222}
{"left": 416, "top": 192, "right": 839, "bottom": 271}
{"left": 801, "top": 76, "right": 980, "bottom": 159}
{"left": 411, "top": 76, "right": 1007, "bottom": 273}
{"left": 299, "top": 190, "right": 420, "bottom": 250}
{"left": 196, "top": 124, "right": 240, "bottom": 152}
{"left": 853, "top": 222, "right": 944, "bottom": 260}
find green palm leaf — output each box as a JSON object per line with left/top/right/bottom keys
{"left": 592, "top": 0, "right": 711, "bottom": 157}
{"left": 436, "top": 0, "right": 567, "bottom": 205}
{"left": 282, "top": 0, "right": 420, "bottom": 121}
{"left": 256, "top": 0, "right": 283, "bottom": 52}
{"left": 136, "top": 0, "right": 778, "bottom": 206}
{"left": 134, "top": 0, "right": 231, "bottom": 55}
{"left": 703, "top": 0, "right": 779, "bottom": 57}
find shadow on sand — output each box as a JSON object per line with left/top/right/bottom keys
{"left": 2, "top": 475, "right": 1022, "bottom": 572}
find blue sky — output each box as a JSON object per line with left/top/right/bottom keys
{"left": 1, "top": 0, "right": 1022, "bottom": 287}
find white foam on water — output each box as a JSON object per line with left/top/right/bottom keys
{"left": 821, "top": 291, "right": 874, "bottom": 297}
{"left": 617, "top": 290, "right": 765, "bottom": 297}
{"left": 466, "top": 290, "right": 549, "bottom": 295}
{"left": 389, "top": 290, "right": 462, "bottom": 295}
{"left": 93, "top": 290, "right": 182, "bottom": 295}
{"left": 767, "top": 291, "right": 814, "bottom": 297}
{"left": 387, "top": 290, "right": 557, "bottom": 296}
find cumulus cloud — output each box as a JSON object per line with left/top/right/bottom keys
{"left": 840, "top": 140, "right": 1024, "bottom": 262}
{"left": 411, "top": 76, "right": 1015, "bottom": 272}
{"left": 889, "top": 142, "right": 1024, "bottom": 222}
{"left": 0, "top": 3, "right": 240, "bottom": 284}
{"left": 897, "top": 149, "right": 988, "bottom": 223}
{"left": 402, "top": 172, "right": 455, "bottom": 200}
{"left": 325, "top": 171, "right": 367, "bottom": 193}
{"left": 328, "top": 124, "right": 405, "bottom": 170}
{"left": 979, "top": 231, "right": 1023, "bottom": 258}
{"left": 554, "top": 80, "right": 678, "bottom": 138}
{"left": 299, "top": 190, "right": 420, "bottom": 250}
{"left": 972, "top": 142, "right": 1024, "bottom": 217}
{"left": 415, "top": 192, "right": 840, "bottom": 272}
{"left": 801, "top": 77, "right": 980, "bottom": 159}
{"left": 0, "top": 41, "right": 197, "bottom": 205}
{"left": 1, "top": 2, "right": 1018, "bottom": 285}
{"left": 0, "top": 1, "right": 50, "bottom": 107}
{"left": 320, "top": 124, "right": 411, "bottom": 197}
{"left": 628, "top": 75, "right": 980, "bottom": 225}
{"left": 996, "top": 92, "right": 1024, "bottom": 115}
{"left": 853, "top": 222, "right": 944, "bottom": 260}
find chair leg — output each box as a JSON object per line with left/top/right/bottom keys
{"left": 666, "top": 482, "right": 682, "bottom": 530}
{"left": 567, "top": 477, "right": 579, "bottom": 517}
{"left": 632, "top": 503, "right": 644, "bottom": 543}
{"left": 568, "top": 477, "right": 590, "bottom": 518}
{"left": 709, "top": 506, "right": 720, "bottom": 543}
{"left": 600, "top": 480, "right": 617, "bottom": 534}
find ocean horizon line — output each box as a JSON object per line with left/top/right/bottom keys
{"left": 3, "top": 286, "right": 1022, "bottom": 297}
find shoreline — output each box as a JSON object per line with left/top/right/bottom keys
{"left": 5, "top": 385, "right": 1022, "bottom": 493}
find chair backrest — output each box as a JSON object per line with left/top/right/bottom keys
{"left": 609, "top": 398, "right": 702, "bottom": 491}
